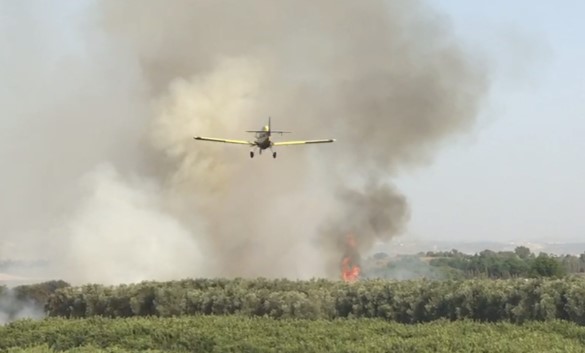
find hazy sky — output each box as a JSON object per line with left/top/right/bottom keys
{"left": 396, "top": 1, "right": 585, "bottom": 242}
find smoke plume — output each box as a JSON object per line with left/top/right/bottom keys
{"left": 0, "top": 288, "right": 44, "bottom": 325}
{"left": 0, "top": 1, "right": 487, "bottom": 283}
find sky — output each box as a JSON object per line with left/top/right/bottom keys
{"left": 395, "top": 1, "right": 585, "bottom": 242}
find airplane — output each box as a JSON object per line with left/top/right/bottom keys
{"left": 193, "top": 117, "right": 335, "bottom": 158}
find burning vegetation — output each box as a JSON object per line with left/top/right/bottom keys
{"left": 341, "top": 234, "right": 361, "bottom": 283}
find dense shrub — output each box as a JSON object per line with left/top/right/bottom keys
{"left": 45, "top": 278, "right": 585, "bottom": 324}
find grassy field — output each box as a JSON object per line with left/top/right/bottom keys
{"left": 2, "top": 316, "right": 585, "bottom": 352}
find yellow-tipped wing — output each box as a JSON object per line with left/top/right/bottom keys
{"left": 194, "top": 136, "right": 255, "bottom": 146}
{"left": 273, "top": 139, "right": 336, "bottom": 146}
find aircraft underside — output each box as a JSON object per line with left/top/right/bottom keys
{"left": 250, "top": 143, "right": 277, "bottom": 159}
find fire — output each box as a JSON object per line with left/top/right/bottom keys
{"left": 341, "top": 257, "right": 361, "bottom": 283}
{"left": 341, "top": 234, "right": 361, "bottom": 283}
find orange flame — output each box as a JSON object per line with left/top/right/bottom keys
{"left": 341, "top": 257, "right": 361, "bottom": 282}
{"left": 341, "top": 234, "right": 361, "bottom": 283}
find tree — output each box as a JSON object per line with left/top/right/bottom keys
{"left": 531, "top": 254, "right": 566, "bottom": 277}
{"left": 514, "top": 246, "right": 531, "bottom": 259}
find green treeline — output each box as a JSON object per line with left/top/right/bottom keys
{"left": 2, "top": 317, "right": 585, "bottom": 353}
{"left": 45, "top": 278, "right": 585, "bottom": 324}
{"left": 363, "top": 246, "right": 585, "bottom": 280}
{"left": 422, "top": 247, "right": 582, "bottom": 279}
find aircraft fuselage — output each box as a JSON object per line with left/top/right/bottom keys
{"left": 254, "top": 126, "right": 272, "bottom": 150}
{"left": 255, "top": 134, "right": 271, "bottom": 149}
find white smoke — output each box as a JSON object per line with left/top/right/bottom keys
{"left": 0, "top": 288, "right": 44, "bottom": 325}
{"left": 52, "top": 164, "right": 206, "bottom": 284}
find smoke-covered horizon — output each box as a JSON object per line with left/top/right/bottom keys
{"left": 0, "top": 1, "right": 488, "bottom": 284}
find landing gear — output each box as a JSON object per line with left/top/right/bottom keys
{"left": 273, "top": 151, "right": 277, "bottom": 159}
{"left": 250, "top": 151, "right": 254, "bottom": 158}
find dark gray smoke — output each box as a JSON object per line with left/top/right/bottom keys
{"left": 320, "top": 182, "right": 409, "bottom": 276}
{"left": 0, "top": 1, "right": 487, "bottom": 283}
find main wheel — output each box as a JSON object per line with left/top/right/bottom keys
{"left": 273, "top": 152, "right": 277, "bottom": 159}
{"left": 250, "top": 151, "right": 254, "bottom": 158}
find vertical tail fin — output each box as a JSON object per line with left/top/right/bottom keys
{"left": 267, "top": 116, "right": 291, "bottom": 135}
